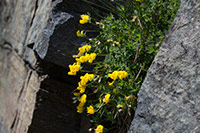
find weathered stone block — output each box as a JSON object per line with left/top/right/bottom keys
{"left": 0, "top": 0, "right": 52, "bottom": 132}
{"left": 1, "top": 0, "right": 37, "bottom": 55}
{"left": 128, "top": 0, "right": 200, "bottom": 132}
{"left": 0, "top": 46, "right": 40, "bottom": 133}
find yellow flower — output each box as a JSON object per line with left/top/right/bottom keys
{"left": 124, "top": 96, "right": 130, "bottom": 101}
{"left": 103, "top": 94, "right": 111, "bottom": 104}
{"left": 108, "top": 81, "right": 114, "bottom": 86}
{"left": 81, "top": 73, "right": 94, "bottom": 83}
{"left": 76, "top": 30, "right": 84, "bottom": 37}
{"left": 80, "top": 14, "right": 89, "bottom": 24}
{"left": 108, "top": 71, "right": 118, "bottom": 80}
{"left": 77, "top": 86, "right": 85, "bottom": 93}
{"left": 118, "top": 71, "right": 128, "bottom": 79}
{"left": 108, "top": 70, "right": 128, "bottom": 80}
{"left": 95, "top": 125, "right": 103, "bottom": 133}
{"left": 76, "top": 56, "right": 87, "bottom": 63}
{"left": 136, "top": 0, "right": 142, "bottom": 2}
{"left": 73, "top": 63, "right": 80, "bottom": 71}
{"left": 85, "top": 45, "right": 91, "bottom": 52}
{"left": 87, "top": 105, "right": 95, "bottom": 114}
{"left": 80, "top": 55, "right": 88, "bottom": 63}
{"left": 115, "top": 41, "right": 120, "bottom": 45}
{"left": 73, "top": 92, "right": 80, "bottom": 96}
{"left": 88, "top": 74, "right": 94, "bottom": 81}
{"left": 88, "top": 53, "right": 97, "bottom": 63}
{"left": 68, "top": 63, "right": 80, "bottom": 75}
{"left": 80, "top": 75, "right": 89, "bottom": 85}
{"left": 85, "top": 53, "right": 90, "bottom": 60}
{"left": 68, "top": 71, "right": 76, "bottom": 75}
{"left": 78, "top": 47, "right": 85, "bottom": 56}
{"left": 79, "top": 94, "right": 87, "bottom": 103}
{"left": 77, "top": 103, "right": 84, "bottom": 113}
{"left": 80, "top": 79, "right": 87, "bottom": 86}
{"left": 78, "top": 82, "right": 84, "bottom": 88}
{"left": 77, "top": 45, "right": 91, "bottom": 56}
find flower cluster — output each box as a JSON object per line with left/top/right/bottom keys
{"left": 76, "top": 53, "right": 97, "bottom": 64}
{"left": 68, "top": 62, "right": 80, "bottom": 75}
{"left": 68, "top": 44, "right": 97, "bottom": 76}
{"left": 108, "top": 70, "right": 128, "bottom": 80}
{"left": 75, "top": 73, "right": 94, "bottom": 113}
{"left": 77, "top": 94, "right": 87, "bottom": 113}
{"left": 80, "top": 14, "right": 89, "bottom": 24}
{"left": 77, "top": 73, "right": 94, "bottom": 94}
{"left": 76, "top": 78, "right": 96, "bottom": 115}
{"left": 78, "top": 44, "right": 91, "bottom": 56}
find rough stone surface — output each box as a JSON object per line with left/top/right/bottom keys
{"left": 128, "top": 0, "right": 200, "bottom": 132}
{"left": 0, "top": 45, "right": 40, "bottom": 133}
{"left": 28, "top": 61, "right": 86, "bottom": 133}
{"left": 0, "top": 0, "right": 52, "bottom": 132}
{"left": 28, "top": 78, "right": 81, "bottom": 133}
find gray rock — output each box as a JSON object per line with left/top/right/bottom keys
{"left": 25, "top": 0, "right": 52, "bottom": 51}
{"left": 0, "top": 45, "right": 40, "bottom": 133}
{"left": 0, "top": 0, "right": 52, "bottom": 132}
{"left": 34, "top": 0, "right": 106, "bottom": 67}
{"left": 128, "top": 0, "right": 200, "bottom": 133}
{"left": 0, "top": 0, "right": 37, "bottom": 55}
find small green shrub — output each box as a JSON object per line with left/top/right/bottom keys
{"left": 68, "top": 0, "right": 180, "bottom": 132}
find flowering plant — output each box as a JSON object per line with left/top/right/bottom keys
{"left": 68, "top": 0, "right": 180, "bottom": 132}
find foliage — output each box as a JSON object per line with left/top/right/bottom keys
{"left": 68, "top": 0, "right": 180, "bottom": 132}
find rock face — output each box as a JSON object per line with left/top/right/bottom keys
{"left": 35, "top": 0, "right": 105, "bottom": 67}
{"left": 128, "top": 0, "right": 200, "bottom": 132}
{"left": 0, "top": 46, "right": 40, "bottom": 133}
{"left": 27, "top": 61, "right": 84, "bottom": 133}
{"left": 0, "top": 0, "right": 51, "bottom": 132}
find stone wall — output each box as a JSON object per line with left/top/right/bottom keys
{"left": 128, "top": 0, "right": 200, "bottom": 132}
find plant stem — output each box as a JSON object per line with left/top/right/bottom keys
{"left": 134, "top": 65, "right": 144, "bottom": 81}
{"left": 80, "top": 70, "right": 91, "bottom": 73}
